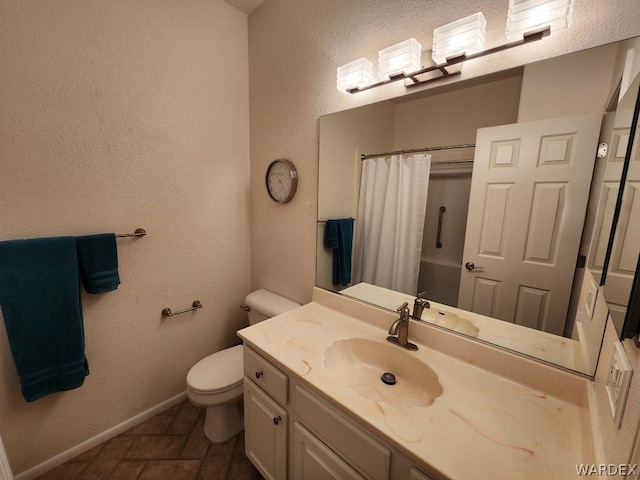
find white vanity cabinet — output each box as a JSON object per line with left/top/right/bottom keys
{"left": 244, "top": 347, "right": 289, "bottom": 480}
{"left": 243, "top": 346, "right": 436, "bottom": 480}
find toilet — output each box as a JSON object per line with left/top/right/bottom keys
{"left": 186, "top": 289, "right": 300, "bottom": 442}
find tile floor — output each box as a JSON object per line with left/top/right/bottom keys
{"left": 36, "top": 400, "right": 263, "bottom": 480}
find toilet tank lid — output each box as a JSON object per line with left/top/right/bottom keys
{"left": 245, "top": 289, "right": 301, "bottom": 317}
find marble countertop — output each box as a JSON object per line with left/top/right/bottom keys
{"left": 238, "top": 293, "right": 589, "bottom": 480}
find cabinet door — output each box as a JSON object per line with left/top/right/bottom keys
{"left": 244, "top": 378, "right": 288, "bottom": 480}
{"left": 293, "top": 423, "right": 365, "bottom": 480}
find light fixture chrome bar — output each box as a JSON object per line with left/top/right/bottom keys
{"left": 347, "top": 26, "right": 550, "bottom": 94}
{"left": 360, "top": 143, "right": 475, "bottom": 160}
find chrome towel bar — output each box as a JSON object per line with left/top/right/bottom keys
{"left": 162, "top": 300, "right": 202, "bottom": 317}
{"left": 116, "top": 228, "right": 146, "bottom": 238}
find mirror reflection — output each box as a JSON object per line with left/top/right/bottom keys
{"left": 317, "top": 37, "right": 640, "bottom": 376}
{"left": 602, "top": 68, "right": 640, "bottom": 336}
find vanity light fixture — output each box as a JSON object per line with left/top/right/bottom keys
{"left": 378, "top": 38, "right": 422, "bottom": 79}
{"left": 338, "top": 6, "right": 566, "bottom": 95}
{"left": 506, "top": 0, "right": 574, "bottom": 41}
{"left": 336, "top": 57, "right": 373, "bottom": 93}
{"left": 432, "top": 13, "right": 486, "bottom": 64}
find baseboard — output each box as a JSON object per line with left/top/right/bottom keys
{"left": 15, "top": 391, "right": 187, "bottom": 480}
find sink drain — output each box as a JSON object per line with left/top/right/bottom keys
{"left": 381, "top": 372, "right": 396, "bottom": 385}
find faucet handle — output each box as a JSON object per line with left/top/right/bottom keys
{"left": 396, "top": 302, "right": 409, "bottom": 314}
{"left": 415, "top": 292, "right": 430, "bottom": 307}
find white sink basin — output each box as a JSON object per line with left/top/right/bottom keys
{"left": 323, "top": 338, "right": 443, "bottom": 408}
{"left": 421, "top": 309, "right": 479, "bottom": 338}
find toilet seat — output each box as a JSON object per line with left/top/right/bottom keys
{"left": 187, "top": 344, "right": 244, "bottom": 394}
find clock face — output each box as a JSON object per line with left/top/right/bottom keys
{"left": 266, "top": 159, "right": 298, "bottom": 203}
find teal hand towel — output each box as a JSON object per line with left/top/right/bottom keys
{"left": 76, "top": 233, "right": 120, "bottom": 294}
{"left": 324, "top": 221, "right": 339, "bottom": 249}
{"left": 0, "top": 237, "right": 89, "bottom": 402}
{"left": 325, "top": 219, "right": 354, "bottom": 287}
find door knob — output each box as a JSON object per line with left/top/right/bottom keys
{"left": 465, "top": 262, "right": 483, "bottom": 271}
{"left": 273, "top": 416, "right": 282, "bottom": 426}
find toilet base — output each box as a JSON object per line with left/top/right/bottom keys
{"left": 203, "top": 400, "right": 244, "bottom": 443}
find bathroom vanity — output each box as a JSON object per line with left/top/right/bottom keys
{"left": 238, "top": 288, "right": 593, "bottom": 480}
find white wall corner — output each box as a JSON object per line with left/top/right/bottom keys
{"left": 224, "top": 0, "right": 264, "bottom": 15}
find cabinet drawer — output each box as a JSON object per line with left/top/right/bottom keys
{"left": 295, "top": 385, "right": 391, "bottom": 480}
{"left": 293, "top": 422, "right": 365, "bottom": 480}
{"left": 244, "top": 347, "right": 288, "bottom": 405}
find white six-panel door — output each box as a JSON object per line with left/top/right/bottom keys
{"left": 603, "top": 121, "right": 640, "bottom": 325}
{"left": 588, "top": 107, "right": 634, "bottom": 285}
{"left": 458, "top": 114, "right": 602, "bottom": 335}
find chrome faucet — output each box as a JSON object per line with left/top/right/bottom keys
{"left": 387, "top": 302, "right": 418, "bottom": 351}
{"left": 413, "top": 292, "right": 430, "bottom": 320}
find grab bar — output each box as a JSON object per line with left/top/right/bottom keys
{"left": 436, "top": 206, "right": 446, "bottom": 248}
{"left": 162, "top": 300, "right": 202, "bottom": 317}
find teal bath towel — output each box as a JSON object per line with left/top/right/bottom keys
{"left": 76, "top": 233, "right": 120, "bottom": 294}
{"left": 0, "top": 237, "right": 89, "bottom": 402}
{"left": 324, "top": 219, "right": 354, "bottom": 287}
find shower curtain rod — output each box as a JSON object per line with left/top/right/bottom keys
{"left": 360, "top": 143, "right": 475, "bottom": 161}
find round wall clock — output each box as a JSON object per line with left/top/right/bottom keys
{"left": 266, "top": 159, "right": 298, "bottom": 203}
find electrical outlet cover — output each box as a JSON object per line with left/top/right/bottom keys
{"left": 585, "top": 277, "right": 598, "bottom": 320}
{"left": 606, "top": 341, "right": 633, "bottom": 428}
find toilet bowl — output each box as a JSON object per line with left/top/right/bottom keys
{"left": 187, "top": 345, "right": 244, "bottom": 442}
{"left": 186, "top": 289, "right": 300, "bottom": 442}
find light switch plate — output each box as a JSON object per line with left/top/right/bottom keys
{"left": 606, "top": 341, "right": 633, "bottom": 428}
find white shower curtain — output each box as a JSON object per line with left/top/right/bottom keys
{"left": 353, "top": 153, "right": 431, "bottom": 295}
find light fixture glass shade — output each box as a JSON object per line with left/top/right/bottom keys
{"left": 336, "top": 58, "right": 373, "bottom": 93}
{"left": 506, "top": 0, "right": 574, "bottom": 41}
{"left": 432, "top": 12, "right": 486, "bottom": 64}
{"left": 378, "top": 38, "right": 422, "bottom": 79}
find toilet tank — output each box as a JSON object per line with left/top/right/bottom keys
{"left": 245, "top": 289, "right": 300, "bottom": 325}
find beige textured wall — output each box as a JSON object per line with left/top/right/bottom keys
{"left": 0, "top": 0, "right": 250, "bottom": 474}
{"left": 318, "top": 102, "right": 396, "bottom": 221}
{"left": 249, "top": 0, "right": 640, "bottom": 306}
{"left": 393, "top": 74, "right": 522, "bottom": 154}
{"left": 517, "top": 44, "right": 618, "bottom": 122}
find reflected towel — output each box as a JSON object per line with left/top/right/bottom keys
{"left": 0, "top": 237, "right": 88, "bottom": 402}
{"left": 324, "top": 219, "right": 354, "bottom": 287}
{"left": 76, "top": 233, "right": 120, "bottom": 294}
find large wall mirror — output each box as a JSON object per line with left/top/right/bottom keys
{"left": 602, "top": 69, "right": 640, "bottom": 339}
{"left": 316, "top": 36, "right": 640, "bottom": 377}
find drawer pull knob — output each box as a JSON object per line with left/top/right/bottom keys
{"left": 255, "top": 371, "right": 263, "bottom": 379}
{"left": 273, "top": 416, "right": 281, "bottom": 426}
